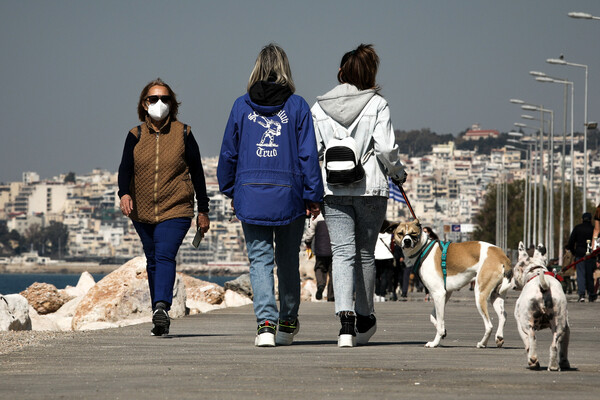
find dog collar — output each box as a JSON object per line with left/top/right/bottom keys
{"left": 527, "top": 271, "right": 564, "bottom": 283}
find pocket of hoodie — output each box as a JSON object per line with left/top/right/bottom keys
{"left": 237, "top": 182, "right": 300, "bottom": 221}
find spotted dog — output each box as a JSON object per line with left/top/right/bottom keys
{"left": 513, "top": 242, "right": 570, "bottom": 371}
{"left": 390, "top": 219, "right": 513, "bottom": 348}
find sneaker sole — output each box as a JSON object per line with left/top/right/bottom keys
{"left": 356, "top": 323, "right": 376, "bottom": 345}
{"left": 255, "top": 332, "right": 276, "bottom": 347}
{"left": 338, "top": 334, "right": 356, "bottom": 348}
{"left": 275, "top": 330, "right": 297, "bottom": 346}
{"left": 151, "top": 309, "right": 170, "bottom": 336}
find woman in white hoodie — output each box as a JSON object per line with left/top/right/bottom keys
{"left": 311, "top": 44, "right": 407, "bottom": 347}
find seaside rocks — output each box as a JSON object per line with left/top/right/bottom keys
{"left": 0, "top": 294, "right": 32, "bottom": 331}
{"left": 64, "top": 272, "right": 96, "bottom": 298}
{"left": 71, "top": 257, "right": 186, "bottom": 331}
{"left": 20, "top": 282, "right": 72, "bottom": 315}
{"left": 224, "top": 274, "right": 253, "bottom": 299}
{"left": 179, "top": 273, "right": 225, "bottom": 315}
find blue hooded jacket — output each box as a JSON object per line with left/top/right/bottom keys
{"left": 217, "top": 92, "right": 323, "bottom": 226}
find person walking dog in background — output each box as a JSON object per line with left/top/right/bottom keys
{"left": 567, "top": 213, "right": 597, "bottom": 302}
{"left": 118, "top": 78, "right": 210, "bottom": 336}
{"left": 303, "top": 213, "right": 334, "bottom": 301}
{"left": 217, "top": 44, "right": 323, "bottom": 347}
{"left": 311, "top": 44, "right": 407, "bottom": 347}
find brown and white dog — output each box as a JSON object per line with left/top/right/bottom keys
{"left": 513, "top": 242, "right": 570, "bottom": 371}
{"left": 391, "top": 220, "right": 513, "bottom": 348}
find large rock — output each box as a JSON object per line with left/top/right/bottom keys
{"left": 224, "top": 274, "right": 253, "bottom": 299}
{"left": 20, "top": 282, "right": 72, "bottom": 314}
{"left": 64, "top": 272, "right": 96, "bottom": 298}
{"left": 0, "top": 294, "right": 32, "bottom": 331}
{"left": 223, "top": 290, "right": 253, "bottom": 308}
{"left": 179, "top": 273, "right": 225, "bottom": 315}
{"left": 71, "top": 256, "right": 186, "bottom": 331}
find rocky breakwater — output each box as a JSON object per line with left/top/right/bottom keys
{"left": 0, "top": 256, "right": 256, "bottom": 333}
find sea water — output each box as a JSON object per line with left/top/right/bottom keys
{"left": 0, "top": 273, "right": 236, "bottom": 295}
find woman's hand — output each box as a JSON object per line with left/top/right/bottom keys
{"left": 120, "top": 195, "right": 133, "bottom": 216}
{"left": 197, "top": 213, "right": 210, "bottom": 235}
{"left": 307, "top": 201, "right": 321, "bottom": 219}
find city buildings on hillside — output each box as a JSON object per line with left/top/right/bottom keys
{"left": 1, "top": 141, "right": 599, "bottom": 264}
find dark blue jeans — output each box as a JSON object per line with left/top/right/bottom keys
{"left": 133, "top": 217, "right": 191, "bottom": 310}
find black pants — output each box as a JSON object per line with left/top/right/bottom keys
{"left": 315, "top": 256, "right": 334, "bottom": 300}
{"left": 375, "top": 258, "right": 395, "bottom": 297}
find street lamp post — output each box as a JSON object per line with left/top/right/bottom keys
{"left": 535, "top": 73, "right": 574, "bottom": 264}
{"left": 514, "top": 119, "right": 540, "bottom": 245}
{"left": 547, "top": 57, "right": 589, "bottom": 213}
{"left": 568, "top": 11, "right": 600, "bottom": 20}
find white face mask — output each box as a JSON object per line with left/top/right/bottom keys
{"left": 147, "top": 100, "right": 170, "bottom": 121}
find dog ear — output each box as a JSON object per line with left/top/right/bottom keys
{"left": 385, "top": 222, "right": 400, "bottom": 234}
{"left": 415, "top": 219, "right": 421, "bottom": 228}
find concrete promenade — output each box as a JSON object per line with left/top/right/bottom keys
{"left": 1, "top": 290, "right": 599, "bottom": 399}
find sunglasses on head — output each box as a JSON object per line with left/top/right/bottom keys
{"left": 146, "top": 95, "right": 172, "bottom": 104}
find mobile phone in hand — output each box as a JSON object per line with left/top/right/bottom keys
{"left": 192, "top": 229, "right": 203, "bottom": 248}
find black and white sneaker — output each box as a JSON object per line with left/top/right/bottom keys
{"left": 151, "top": 302, "right": 170, "bottom": 336}
{"left": 338, "top": 311, "right": 356, "bottom": 348}
{"left": 356, "top": 314, "right": 376, "bottom": 345}
{"left": 255, "top": 321, "right": 276, "bottom": 347}
{"left": 276, "top": 319, "right": 299, "bottom": 345}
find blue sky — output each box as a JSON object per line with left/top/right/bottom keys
{"left": 1, "top": 0, "right": 599, "bottom": 182}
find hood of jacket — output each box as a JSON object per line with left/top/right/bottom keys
{"left": 316, "top": 83, "right": 376, "bottom": 127}
{"left": 247, "top": 81, "right": 292, "bottom": 114}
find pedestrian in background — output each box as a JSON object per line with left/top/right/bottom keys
{"left": 217, "top": 44, "right": 323, "bottom": 347}
{"left": 312, "top": 44, "right": 407, "bottom": 347}
{"left": 374, "top": 220, "right": 395, "bottom": 302}
{"left": 303, "top": 213, "right": 334, "bottom": 301}
{"left": 567, "top": 212, "right": 597, "bottom": 302}
{"left": 118, "top": 78, "right": 210, "bottom": 336}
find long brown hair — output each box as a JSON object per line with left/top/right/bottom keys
{"left": 337, "top": 44, "right": 380, "bottom": 91}
{"left": 247, "top": 43, "right": 296, "bottom": 93}
{"left": 137, "top": 78, "right": 181, "bottom": 122}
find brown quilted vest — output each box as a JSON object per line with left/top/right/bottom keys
{"left": 128, "top": 120, "right": 194, "bottom": 224}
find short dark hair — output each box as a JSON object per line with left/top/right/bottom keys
{"left": 137, "top": 78, "right": 181, "bottom": 122}
{"left": 337, "top": 44, "right": 380, "bottom": 91}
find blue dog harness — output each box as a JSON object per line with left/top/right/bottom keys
{"left": 409, "top": 239, "right": 451, "bottom": 289}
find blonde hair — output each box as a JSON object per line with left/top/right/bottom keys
{"left": 247, "top": 43, "right": 295, "bottom": 93}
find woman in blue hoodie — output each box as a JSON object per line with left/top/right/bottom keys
{"left": 218, "top": 43, "right": 323, "bottom": 347}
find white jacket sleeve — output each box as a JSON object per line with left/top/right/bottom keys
{"left": 372, "top": 101, "right": 405, "bottom": 180}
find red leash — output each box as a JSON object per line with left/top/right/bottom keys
{"left": 561, "top": 247, "right": 600, "bottom": 273}
{"left": 398, "top": 185, "right": 418, "bottom": 220}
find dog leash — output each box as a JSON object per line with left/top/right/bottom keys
{"left": 398, "top": 184, "right": 418, "bottom": 220}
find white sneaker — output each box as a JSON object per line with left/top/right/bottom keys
{"left": 275, "top": 319, "right": 299, "bottom": 346}
{"left": 255, "top": 321, "right": 276, "bottom": 347}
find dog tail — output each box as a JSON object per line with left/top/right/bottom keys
{"left": 497, "top": 256, "right": 514, "bottom": 294}
{"left": 538, "top": 271, "right": 550, "bottom": 292}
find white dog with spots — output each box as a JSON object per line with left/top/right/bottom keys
{"left": 513, "top": 242, "right": 570, "bottom": 371}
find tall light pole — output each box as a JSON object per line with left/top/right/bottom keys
{"left": 513, "top": 119, "right": 540, "bottom": 245}
{"left": 508, "top": 137, "right": 532, "bottom": 246}
{"left": 535, "top": 73, "right": 574, "bottom": 263}
{"left": 547, "top": 57, "right": 589, "bottom": 213}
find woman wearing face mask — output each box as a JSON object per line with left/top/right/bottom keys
{"left": 118, "top": 78, "right": 210, "bottom": 336}
{"left": 312, "top": 44, "right": 407, "bottom": 347}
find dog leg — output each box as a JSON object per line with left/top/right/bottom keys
{"left": 474, "top": 284, "right": 493, "bottom": 348}
{"left": 559, "top": 323, "right": 571, "bottom": 370}
{"left": 425, "top": 292, "right": 447, "bottom": 348}
{"left": 527, "top": 327, "right": 540, "bottom": 369}
{"left": 548, "top": 326, "right": 560, "bottom": 372}
{"left": 490, "top": 291, "right": 507, "bottom": 347}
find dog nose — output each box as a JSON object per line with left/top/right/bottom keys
{"left": 403, "top": 239, "right": 412, "bottom": 247}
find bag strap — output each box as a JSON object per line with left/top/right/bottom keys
{"left": 135, "top": 125, "right": 141, "bottom": 139}
{"left": 183, "top": 124, "right": 188, "bottom": 141}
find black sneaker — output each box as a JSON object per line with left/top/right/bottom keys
{"left": 356, "top": 314, "right": 377, "bottom": 345}
{"left": 276, "top": 319, "right": 299, "bottom": 345}
{"left": 151, "top": 302, "right": 170, "bottom": 336}
{"left": 578, "top": 296, "right": 586, "bottom": 303}
{"left": 255, "top": 321, "right": 276, "bottom": 347}
{"left": 338, "top": 311, "right": 356, "bottom": 347}
{"left": 315, "top": 286, "right": 325, "bottom": 300}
